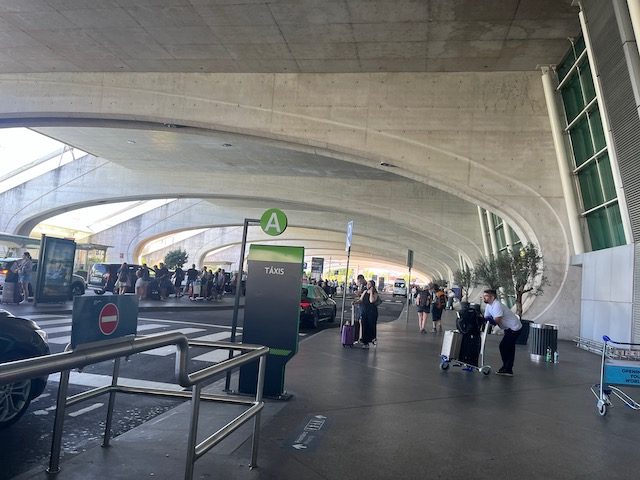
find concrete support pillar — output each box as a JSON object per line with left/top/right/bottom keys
{"left": 540, "top": 66, "right": 585, "bottom": 255}
{"left": 579, "top": 9, "right": 634, "bottom": 245}
{"left": 485, "top": 210, "right": 499, "bottom": 255}
{"left": 503, "top": 221, "right": 514, "bottom": 250}
{"left": 477, "top": 206, "right": 491, "bottom": 257}
{"left": 616, "top": 1, "right": 640, "bottom": 118}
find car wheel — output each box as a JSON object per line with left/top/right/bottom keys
{"left": 312, "top": 311, "right": 320, "bottom": 329}
{"left": 71, "top": 282, "right": 84, "bottom": 297}
{"left": 0, "top": 378, "right": 33, "bottom": 429}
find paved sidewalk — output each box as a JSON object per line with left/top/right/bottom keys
{"left": 13, "top": 308, "right": 640, "bottom": 479}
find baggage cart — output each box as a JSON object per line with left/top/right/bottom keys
{"left": 590, "top": 335, "right": 640, "bottom": 416}
{"left": 439, "top": 309, "right": 491, "bottom": 375}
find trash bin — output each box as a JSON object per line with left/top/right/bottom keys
{"left": 529, "top": 323, "right": 558, "bottom": 362}
{"left": 516, "top": 319, "right": 533, "bottom": 345}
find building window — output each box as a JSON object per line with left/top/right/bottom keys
{"left": 557, "top": 38, "right": 625, "bottom": 251}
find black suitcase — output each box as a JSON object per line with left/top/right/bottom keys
{"left": 458, "top": 332, "right": 482, "bottom": 366}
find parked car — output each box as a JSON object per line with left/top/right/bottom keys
{"left": 87, "top": 263, "right": 161, "bottom": 299}
{"left": 0, "top": 258, "right": 85, "bottom": 300}
{"left": 0, "top": 309, "right": 50, "bottom": 428}
{"left": 300, "top": 284, "right": 337, "bottom": 328}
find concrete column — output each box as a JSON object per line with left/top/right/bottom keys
{"left": 616, "top": 1, "right": 640, "bottom": 117}
{"left": 540, "top": 66, "right": 585, "bottom": 255}
{"left": 503, "top": 221, "right": 514, "bottom": 250}
{"left": 485, "top": 210, "right": 499, "bottom": 255}
{"left": 477, "top": 206, "right": 491, "bottom": 257}
{"left": 579, "top": 9, "right": 634, "bottom": 245}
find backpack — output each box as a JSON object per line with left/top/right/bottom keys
{"left": 434, "top": 292, "right": 445, "bottom": 309}
{"left": 417, "top": 291, "right": 431, "bottom": 308}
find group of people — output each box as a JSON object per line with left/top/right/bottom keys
{"left": 308, "top": 278, "right": 339, "bottom": 296}
{"left": 352, "top": 274, "right": 380, "bottom": 349}
{"left": 114, "top": 262, "right": 234, "bottom": 302}
{"left": 414, "top": 284, "right": 447, "bottom": 334}
{"left": 412, "top": 283, "right": 522, "bottom": 376}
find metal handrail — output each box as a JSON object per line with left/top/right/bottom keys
{"left": 0, "top": 332, "right": 269, "bottom": 480}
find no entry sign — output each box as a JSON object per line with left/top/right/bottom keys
{"left": 99, "top": 303, "right": 119, "bottom": 335}
{"left": 71, "top": 296, "right": 138, "bottom": 348}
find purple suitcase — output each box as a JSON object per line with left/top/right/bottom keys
{"left": 341, "top": 323, "right": 354, "bottom": 347}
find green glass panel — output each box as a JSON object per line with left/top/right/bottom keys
{"left": 589, "top": 108, "right": 607, "bottom": 151}
{"left": 607, "top": 203, "right": 626, "bottom": 246}
{"left": 579, "top": 61, "right": 596, "bottom": 103}
{"left": 509, "top": 226, "right": 520, "bottom": 245}
{"left": 586, "top": 208, "right": 611, "bottom": 251}
{"left": 556, "top": 50, "right": 576, "bottom": 83}
{"left": 577, "top": 162, "right": 604, "bottom": 210}
{"left": 496, "top": 226, "right": 506, "bottom": 249}
{"left": 561, "top": 73, "right": 584, "bottom": 122}
{"left": 570, "top": 117, "right": 594, "bottom": 166}
{"left": 491, "top": 213, "right": 502, "bottom": 227}
{"left": 598, "top": 154, "right": 616, "bottom": 202}
{"left": 574, "top": 36, "right": 586, "bottom": 56}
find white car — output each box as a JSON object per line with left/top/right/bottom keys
{"left": 392, "top": 280, "right": 407, "bottom": 297}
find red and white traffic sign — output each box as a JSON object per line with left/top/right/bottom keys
{"left": 99, "top": 303, "right": 119, "bottom": 335}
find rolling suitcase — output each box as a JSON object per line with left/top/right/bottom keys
{"left": 341, "top": 323, "right": 355, "bottom": 347}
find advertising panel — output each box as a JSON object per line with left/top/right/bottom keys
{"left": 34, "top": 235, "right": 76, "bottom": 304}
{"left": 310, "top": 257, "right": 324, "bottom": 281}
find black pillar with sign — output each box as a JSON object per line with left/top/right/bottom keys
{"left": 239, "top": 245, "right": 304, "bottom": 398}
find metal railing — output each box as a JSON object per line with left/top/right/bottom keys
{"left": 0, "top": 332, "right": 269, "bottom": 480}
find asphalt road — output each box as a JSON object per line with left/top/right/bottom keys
{"left": 0, "top": 296, "right": 403, "bottom": 479}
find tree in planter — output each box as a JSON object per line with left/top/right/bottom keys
{"left": 453, "top": 265, "right": 474, "bottom": 302}
{"left": 498, "top": 243, "right": 549, "bottom": 317}
{"left": 164, "top": 249, "right": 189, "bottom": 270}
{"left": 473, "top": 255, "right": 502, "bottom": 292}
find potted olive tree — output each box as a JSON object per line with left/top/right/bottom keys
{"left": 473, "top": 254, "right": 502, "bottom": 292}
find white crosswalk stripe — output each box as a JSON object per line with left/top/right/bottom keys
{"left": 48, "top": 372, "right": 184, "bottom": 391}
{"left": 142, "top": 328, "right": 206, "bottom": 356}
{"left": 46, "top": 323, "right": 167, "bottom": 344}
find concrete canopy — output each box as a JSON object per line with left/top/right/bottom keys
{"left": 0, "top": 0, "right": 578, "bottom": 74}
{"left": 0, "top": 2, "right": 585, "bottom": 334}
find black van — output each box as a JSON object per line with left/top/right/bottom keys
{"left": 87, "top": 263, "right": 160, "bottom": 299}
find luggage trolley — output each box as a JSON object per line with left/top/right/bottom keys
{"left": 439, "top": 304, "right": 492, "bottom": 376}
{"left": 591, "top": 335, "right": 640, "bottom": 416}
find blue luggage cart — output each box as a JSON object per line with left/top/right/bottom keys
{"left": 591, "top": 335, "right": 640, "bottom": 416}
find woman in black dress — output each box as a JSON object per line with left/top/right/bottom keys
{"left": 359, "top": 280, "right": 379, "bottom": 348}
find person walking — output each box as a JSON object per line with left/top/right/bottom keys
{"left": 173, "top": 265, "right": 185, "bottom": 297}
{"left": 359, "top": 280, "right": 379, "bottom": 348}
{"left": 186, "top": 264, "right": 198, "bottom": 299}
{"left": 483, "top": 289, "right": 522, "bottom": 376}
{"left": 431, "top": 284, "right": 445, "bottom": 333}
{"left": 115, "top": 262, "right": 130, "bottom": 295}
{"left": 18, "top": 252, "right": 33, "bottom": 304}
{"left": 416, "top": 287, "right": 431, "bottom": 333}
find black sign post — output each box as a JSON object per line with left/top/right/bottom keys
{"left": 238, "top": 245, "right": 304, "bottom": 398}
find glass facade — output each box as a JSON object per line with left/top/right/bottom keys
{"left": 557, "top": 38, "right": 626, "bottom": 251}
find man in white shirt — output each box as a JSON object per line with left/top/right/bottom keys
{"left": 483, "top": 289, "right": 522, "bottom": 376}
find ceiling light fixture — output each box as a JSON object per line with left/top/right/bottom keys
{"left": 380, "top": 162, "right": 397, "bottom": 167}
{"left": 126, "top": 140, "right": 136, "bottom": 144}
{"left": 222, "top": 143, "right": 233, "bottom": 147}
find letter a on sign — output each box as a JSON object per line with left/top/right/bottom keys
{"left": 260, "top": 208, "right": 288, "bottom": 236}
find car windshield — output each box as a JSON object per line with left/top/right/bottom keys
{"left": 301, "top": 286, "right": 315, "bottom": 299}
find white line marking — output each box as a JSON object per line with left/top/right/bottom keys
{"left": 143, "top": 328, "right": 206, "bottom": 356}
{"left": 46, "top": 323, "right": 168, "bottom": 343}
{"left": 32, "top": 318, "right": 71, "bottom": 326}
{"left": 139, "top": 317, "right": 242, "bottom": 331}
{"left": 48, "top": 372, "right": 184, "bottom": 392}
{"left": 26, "top": 314, "right": 67, "bottom": 320}
{"left": 69, "top": 403, "right": 104, "bottom": 417}
{"left": 191, "top": 332, "right": 230, "bottom": 342}
{"left": 192, "top": 350, "right": 242, "bottom": 363}
{"left": 31, "top": 393, "right": 51, "bottom": 402}
{"left": 100, "top": 314, "right": 118, "bottom": 324}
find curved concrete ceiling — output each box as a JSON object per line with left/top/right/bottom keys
{"left": 0, "top": 0, "right": 579, "bottom": 74}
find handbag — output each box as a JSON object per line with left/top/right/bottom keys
{"left": 373, "top": 295, "right": 383, "bottom": 307}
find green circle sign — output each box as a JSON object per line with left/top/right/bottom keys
{"left": 260, "top": 208, "right": 288, "bottom": 236}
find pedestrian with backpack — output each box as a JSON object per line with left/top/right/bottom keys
{"left": 431, "top": 284, "right": 446, "bottom": 333}
{"left": 416, "top": 287, "right": 431, "bottom": 333}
